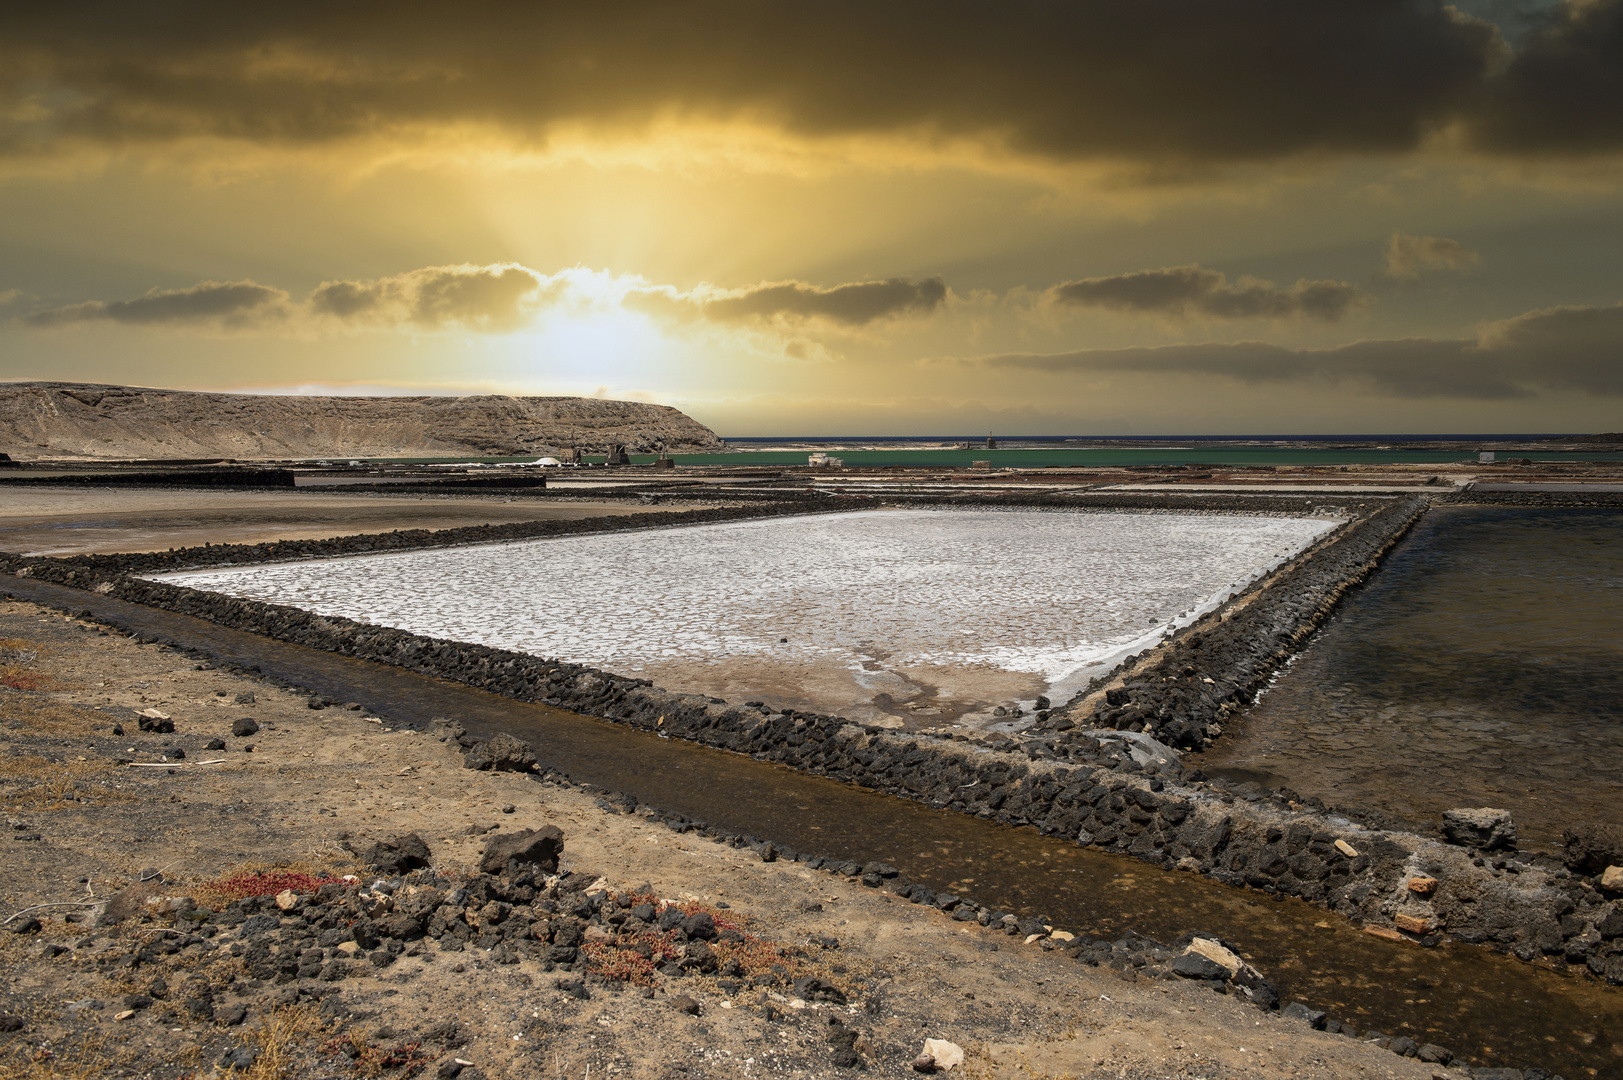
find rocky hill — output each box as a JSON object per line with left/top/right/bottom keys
{"left": 0, "top": 382, "right": 723, "bottom": 460}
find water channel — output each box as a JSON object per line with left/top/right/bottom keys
{"left": 5, "top": 574, "right": 1622, "bottom": 1076}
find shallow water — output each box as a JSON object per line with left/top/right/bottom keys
{"left": 7, "top": 574, "right": 1623, "bottom": 1078}
{"left": 1202, "top": 506, "right": 1623, "bottom": 847}
{"left": 156, "top": 509, "right": 1332, "bottom": 724}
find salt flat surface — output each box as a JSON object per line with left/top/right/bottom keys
{"left": 156, "top": 509, "right": 1335, "bottom": 725}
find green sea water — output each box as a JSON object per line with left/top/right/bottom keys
{"left": 361, "top": 446, "right": 1623, "bottom": 468}
{"left": 644, "top": 447, "right": 1623, "bottom": 468}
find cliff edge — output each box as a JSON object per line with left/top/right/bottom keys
{"left": 0, "top": 382, "right": 723, "bottom": 460}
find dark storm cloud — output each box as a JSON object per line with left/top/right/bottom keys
{"left": 970, "top": 299, "right": 1623, "bottom": 398}
{"left": 26, "top": 281, "right": 289, "bottom": 327}
{"left": 1471, "top": 0, "right": 1623, "bottom": 153}
{"left": 1050, "top": 266, "right": 1368, "bottom": 322}
{"left": 698, "top": 277, "right": 947, "bottom": 325}
{"left": 27, "top": 264, "right": 545, "bottom": 331}
{"left": 1479, "top": 301, "right": 1623, "bottom": 394}
{"left": 21, "top": 264, "right": 934, "bottom": 334}
{"left": 0, "top": 1, "right": 1527, "bottom": 164}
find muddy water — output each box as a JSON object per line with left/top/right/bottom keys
{"left": 1202, "top": 506, "right": 1623, "bottom": 848}
{"left": 6, "top": 574, "right": 1623, "bottom": 1077}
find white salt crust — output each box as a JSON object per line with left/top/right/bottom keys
{"left": 156, "top": 509, "right": 1335, "bottom": 708}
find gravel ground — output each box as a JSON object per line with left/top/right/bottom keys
{"left": 0, "top": 598, "right": 1467, "bottom": 1079}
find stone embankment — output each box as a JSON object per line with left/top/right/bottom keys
{"left": 0, "top": 467, "right": 299, "bottom": 488}
{"left": 1441, "top": 489, "right": 1623, "bottom": 509}
{"left": 1038, "top": 496, "right": 1429, "bottom": 752}
{"left": 4, "top": 492, "right": 1620, "bottom": 992}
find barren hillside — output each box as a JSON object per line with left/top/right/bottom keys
{"left": 0, "top": 382, "right": 723, "bottom": 460}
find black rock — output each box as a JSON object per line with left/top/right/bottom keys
{"left": 220, "top": 1047, "right": 259, "bottom": 1070}
{"left": 1280, "top": 1002, "right": 1326, "bottom": 1029}
{"left": 1171, "top": 954, "right": 1228, "bottom": 981}
{"left": 10, "top": 918, "right": 42, "bottom": 935}
{"left": 231, "top": 717, "right": 260, "bottom": 738}
{"left": 1562, "top": 822, "right": 1623, "bottom": 874}
{"left": 680, "top": 912, "right": 718, "bottom": 941}
{"left": 792, "top": 976, "right": 848, "bottom": 1004}
{"left": 239, "top": 914, "right": 279, "bottom": 938}
{"left": 206, "top": 738, "right": 226, "bottom": 751}
{"left": 1386, "top": 1036, "right": 1419, "bottom": 1057}
{"left": 217, "top": 1003, "right": 248, "bottom": 1026}
{"left": 0, "top": 1015, "right": 22, "bottom": 1032}
{"left": 463, "top": 733, "right": 537, "bottom": 773}
{"left": 479, "top": 826, "right": 562, "bottom": 875}
{"left": 1416, "top": 1044, "right": 1453, "bottom": 1065}
{"left": 669, "top": 994, "right": 701, "bottom": 1016}
{"left": 364, "top": 832, "right": 433, "bottom": 874}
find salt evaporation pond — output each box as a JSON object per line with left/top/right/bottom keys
{"left": 1201, "top": 505, "right": 1623, "bottom": 847}
{"left": 157, "top": 509, "right": 1335, "bottom": 727}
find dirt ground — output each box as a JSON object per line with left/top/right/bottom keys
{"left": 0, "top": 598, "right": 1471, "bottom": 1080}
{"left": 0, "top": 489, "right": 715, "bottom": 557}
{"left": 627, "top": 653, "right": 1049, "bottom": 733}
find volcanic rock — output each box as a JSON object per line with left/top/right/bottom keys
{"left": 1441, "top": 808, "right": 1517, "bottom": 852}
{"left": 462, "top": 733, "right": 536, "bottom": 773}
{"left": 479, "top": 825, "right": 564, "bottom": 875}
{"left": 362, "top": 833, "right": 433, "bottom": 874}
{"left": 1563, "top": 822, "right": 1623, "bottom": 875}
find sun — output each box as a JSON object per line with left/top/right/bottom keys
{"left": 520, "top": 304, "right": 670, "bottom": 387}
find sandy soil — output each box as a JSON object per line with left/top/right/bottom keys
{"left": 0, "top": 598, "right": 1462, "bottom": 1079}
{"left": 0, "top": 489, "right": 710, "bottom": 556}
{"left": 629, "top": 653, "right": 1049, "bottom": 730}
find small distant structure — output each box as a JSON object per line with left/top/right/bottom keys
{"left": 971, "top": 460, "right": 993, "bottom": 471}
{"left": 808, "top": 452, "right": 843, "bottom": 467}
{"left": 985, "top": 432, "right": 998, "bottom": 449}
{"left": 604, "top": 443, "right": 631, "bottom": 466}
{"left": 1479, "top": 451, "right": 1497, "bottom": 463}
{"left": 654, "top": 449, "right": 675, "bottom": 470}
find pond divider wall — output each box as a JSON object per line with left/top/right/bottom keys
{"left": 0, "top": 492, "right": 1615, "bottom": 985}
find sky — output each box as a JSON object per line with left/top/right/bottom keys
{"left": 2, "top": 1, "right": 1623, "bottom": 436}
